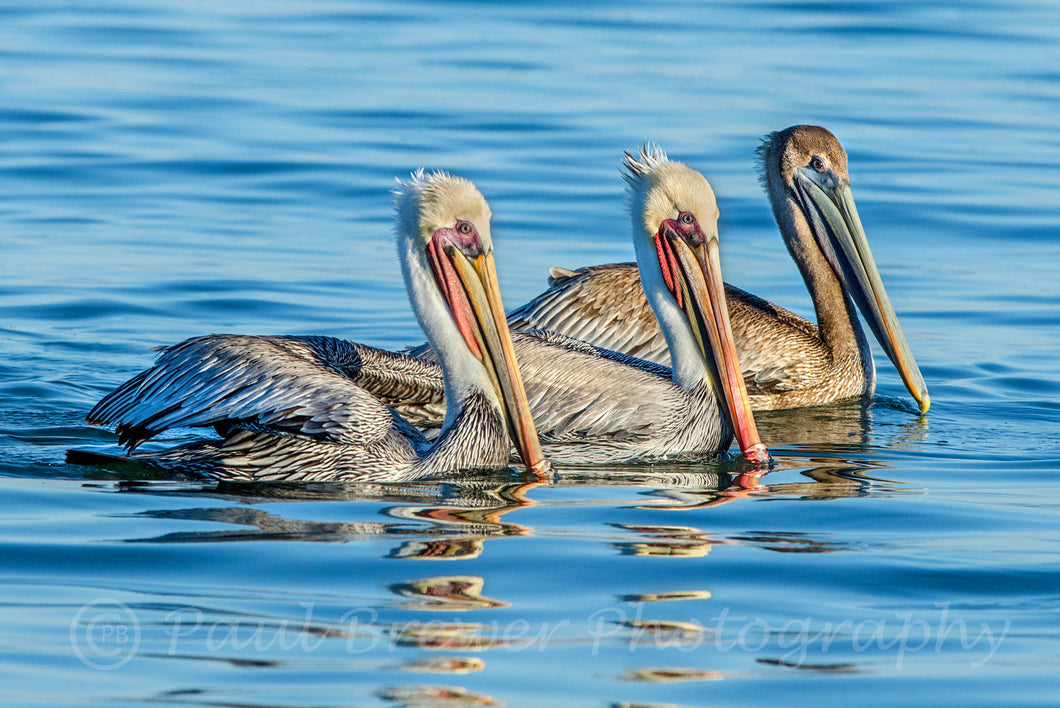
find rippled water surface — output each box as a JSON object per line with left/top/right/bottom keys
{"left": 3, "top": 1, "right": 1060, "bottom": 705}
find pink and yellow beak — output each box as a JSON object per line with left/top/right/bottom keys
{"left": 655, "top": 221, "right": 771, "bottom": 467}
{"left": 426, "top": 231, "right": 551, "bottom": 478}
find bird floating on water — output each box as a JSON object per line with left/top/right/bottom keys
{"left": 505, "top": 126, "right": 930, "bottom": 414}
{"left": 73, "top": 171, "right": 549, "bottom": 482}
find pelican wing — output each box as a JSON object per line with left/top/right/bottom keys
{"left": 510, "top": 331, "right": 686, "bottom": 444}
{"left": 721, "top": 285, "right": 828, "bottom": 395}
{"left": 505, "top": 263, "right": 671, "bottom": 364}
{"left": 392, "top": 330, "right": 680, "bottom": 439}
{"left": 87, "top": 335, "right": 437, "bottom": 450}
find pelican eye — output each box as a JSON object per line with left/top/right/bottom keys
{"left": 678, "top": 211, "right": 695, "bottom": 226}
{"left": 456, "top": 220, "right": 474, "bottom": 235}
{"left": 811, "top": 156, "right": 828, "bottom": 172}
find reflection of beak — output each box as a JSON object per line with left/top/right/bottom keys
{"left": 794, "top": 171, "right": 930, "bottom": 413}
{"left": 655, "top": 227, "right": 771, "bottom": 466}
{"left": 429, "top": 241, "right": 550, "bottom": 477}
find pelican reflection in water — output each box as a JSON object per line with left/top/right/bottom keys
{"left": 507, "top": 126, "right": 930, "bottom": 413}
{"left": 74, "top": 171, "right": 548, "bottom": 482}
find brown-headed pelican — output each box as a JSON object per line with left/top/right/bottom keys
{"left": 505, "top": 126, "right": 930, "bottom": 413}
{"left": 397, "top": 147, "right": 769, "bottom": 466}
{"left": 74, "top": 171, "right": 549, "bottom": 482}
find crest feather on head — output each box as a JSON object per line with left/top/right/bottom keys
{"left": 754, "top": 131, "right": 776, "bottom": 188}
{"left": 622, "top": 142, "right": 670, "bottom": 186}
{"left": 620, "top": 143, "right": 719, "bottom": 239}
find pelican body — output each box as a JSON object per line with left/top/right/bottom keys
{"left": 76, "top": 172, "right": 548, "bottom": 483}
{"left": 506, "top": 126, "right": 930, "bottom": 413}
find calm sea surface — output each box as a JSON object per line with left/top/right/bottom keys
{"left": 2, "top": 1, "right": 1059, "bottom": 705}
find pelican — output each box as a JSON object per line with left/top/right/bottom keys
{"left": 505, "top": 126, "right": 930, "bottom": 413}
{"left": 74, "top": 171, "right": 549, "bottom": 482}
{"left": 398, "top": 147, "right": 769, "bottom": 466}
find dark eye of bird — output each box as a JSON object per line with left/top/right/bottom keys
{"left": 679, "top": 212, "right": 695, "bottom": 225}
{"left": 457, "top": 221, "right": 473, "bottom": 235}
{"left": 811, "top": 156, "right": 827, "bottom": 172}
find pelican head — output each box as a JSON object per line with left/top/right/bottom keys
{"left": 759, "top": 125, "right": 930, "bottom": 414}
{"left": 394, "top": 170, "right": 548, "bottom": 475}
{"left": 623, "top": 145, "right": 769, "bottom": 466}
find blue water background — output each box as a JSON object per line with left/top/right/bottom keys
{"left": 2, "top": 1, "right": 1059, "bottom": 705}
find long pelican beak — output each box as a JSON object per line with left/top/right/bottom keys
{"left": 656, "top": 224, "right": 771, "bottom": 466}
{"left": 426, "top": 236, "right": 551, "bottom": 478}
{"left": 794, "top": 170, "right": 930, "bottom": 414}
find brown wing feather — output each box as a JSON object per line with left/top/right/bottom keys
{"left": 504, "top": 262, "right": 830, "bottom": 399}
{"left": 506, "top": 263, "right": 669, "bottom": 363}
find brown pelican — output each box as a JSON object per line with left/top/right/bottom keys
{"left": 398, "top": 147, "right": 769, "bottom": 466}
{"left": 75, "top": 171, "right": 549, "bottom": 482}
{"left": 505, "top": 126, "right": 930, "bottom": 413}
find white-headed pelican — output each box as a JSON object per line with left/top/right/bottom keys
{"left": 75, "top": 171, "right": 549, "bottom": 482}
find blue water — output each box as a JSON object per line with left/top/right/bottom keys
{"left": 3, "top": 0, "right": 1060, "bottom": 705}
